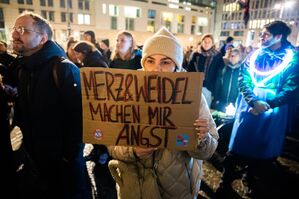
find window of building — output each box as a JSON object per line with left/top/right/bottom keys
{"left": 125, "top": 18, "right": 134, "bottom": 30}
{"left": 41, "top": 10, "right": 47, "bottom": 19}
{"left": 69, "top": 13, "right": 73, "bottom": 23}
{"left": 60, "top": 0, "right": 65, "bottom": 8}
{"left": 124, "top": 6, "right": 141, "bottom": 18}
{"left": 148, "top": 9, "right": 156, "bottom": 19}
{"left": 197, "top": 17, "right": 208, "bottom": 26}
{"left": 78, "top": 0, "right": 89, "bottom": 10}
{"left": 111, "top": 16, "right": 117, "bottom": 29}
{"left": 147, "top": 20, "right": 155, "bottom": 32}
{"left": 49, "top": 11, "right": 54, "bottom": 21}
{"left": 78, "top": 13, "right": 90, "bottom": 25}
{"left": 19, "top": 8, "right": 34, "bottom": 13}
{"left": 61, "top": 12, "right": 66, "bottom": 22}
{"left": 162, "top": 12, "right": 173, "bottom": 30}
{"left": 191, "top": 16, "right": 197, "bottom": 34}
{"left": 147, "top": 9, "right": 156, "bottom": 32}
{"left": 198, "top": 26, "right": 203, "bottom": 34}
{"left": 177, "top": 14, "right": 184, "bottom": 33}
{"left": 48, "top": 0, "right": 53, "bottom": 7}
{"left": 40, "top": 0, "right": 53, "bottom": 7}
{"left": 102, "top": 3, "right": 107, "bottom": 14}
{"left": 0, "top": 0, "right": 9, "bottom": 3}
{"left": 233, "top": 31, "right": 243, "bottom": 36}
{"left": 220, "top": 31, "right": 229, "bottom": 36}
{"left": 18, "top": 0, "right": 24, "bottom": 4}
{"left": 67, "top": 0, "right": 72, "bottom": 9}
{"left": 0, "top": 8, "right": 4, "bottom": 28}
{"left": 40, "top": 0, "right": 46, "bottom": 6}
{"left": 109, "top": 5, "right": 119, "bottom": 16}
{"left": 41, "top": 10, "right": 55, "bottom": 21}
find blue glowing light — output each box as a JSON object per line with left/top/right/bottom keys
{"left": 249, "top": 48, "right": 294, "bottom": 87}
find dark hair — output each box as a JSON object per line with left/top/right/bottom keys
{"left": 73, "top": 41, "right": 95, "bottom": 55}
{"left": 66, "top": 37, "right": 78, "bottom": 49}
{"left": 264, "top": 20, "right": 291, "bottom": 42}
{"left": 201, "top": 33, "right": 214, "bottom": 44}
{"left": 19, "top": 11, "right": 53, "bottom": 40}
{"left": 84, "top": 30, "right": 96, "bottom": 44}
{"left": 226, "top": 36, "right": 234, "bottom": 43}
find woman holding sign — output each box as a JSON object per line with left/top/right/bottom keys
{"left": 108, "top": 27, "right": 219, "bottom": 199}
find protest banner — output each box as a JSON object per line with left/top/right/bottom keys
{"left": 81, "top": 68, "right": 204, "bottom": 150}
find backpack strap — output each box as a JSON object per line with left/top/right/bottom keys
{"left": 51, "top": 56, "right": 65, "bottom": 89}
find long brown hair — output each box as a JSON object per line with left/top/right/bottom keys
{"left": 111, "top": 31, "right": 136, "bottom": 61}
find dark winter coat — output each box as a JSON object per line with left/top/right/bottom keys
{"left": 82, "top": 50, "right": 108, "bottom": 68}
{"left": 109, "top": 49, "right": 142, "bottom": 70}
{"left": 187, "top": 50, "right": 224, "bottom": 95}
{"left": 14, "top": 40, "right": 91, "bottom": 198}
{"left": 213, "top": 62, "right": 241, "bottom": 112}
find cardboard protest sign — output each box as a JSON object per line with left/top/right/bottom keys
{"left": 81, "top": 67, "right": 204, "bottom": 151}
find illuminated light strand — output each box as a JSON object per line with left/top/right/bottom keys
{"left": 249, "top": 48, "right": 294, "bottom": 87}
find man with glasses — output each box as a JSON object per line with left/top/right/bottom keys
{"left": 215, "top": 20, "right": 299, "bottom": 198}
{"left": 10, "top": 11, "right": 91, "bottom": 198}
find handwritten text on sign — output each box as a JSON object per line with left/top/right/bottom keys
{"left": 81, "top": 68, "right": 203, "bottom": 150}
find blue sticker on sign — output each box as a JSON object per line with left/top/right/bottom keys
{"left": 94, "top": 129, "right": 103, "bottom": 140}
{"left": 176, "top": 133, "right": 190, "bottom": 147}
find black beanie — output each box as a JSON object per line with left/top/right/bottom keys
{"left": 101, "top": 39, "right": 110, "bottom": 47}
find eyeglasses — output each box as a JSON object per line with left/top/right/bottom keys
{"left": 9, "top": 26, "right": 42, "bottom": 35}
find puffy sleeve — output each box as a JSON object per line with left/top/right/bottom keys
{"left": 108, "top": 145, "right": 138, "bottom": 163}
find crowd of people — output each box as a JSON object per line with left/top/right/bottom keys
{"left": 1, "top": 10, "right": 298, "bottom": 199}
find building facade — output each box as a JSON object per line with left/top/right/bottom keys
{"left": 215, "top": 0, "right": 299, "bottom": 48}
{"left": 0, "top": 0, "right": 215, "bottom": 49}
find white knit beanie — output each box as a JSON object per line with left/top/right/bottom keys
{"left": 141, "top": 27, "right": 183, "bottom": 71}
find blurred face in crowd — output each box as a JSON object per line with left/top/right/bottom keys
{"left": 116, "top": 33, "right": 133, "bottom": 55}
{"left": 201, "top": 37, "right": 213, "bottom": 51}
{"left": 143, "top": 54, "right": 176, "bottom": 72}
{"left": 100, "top": 41, "right": 108, "bottom": 50}
{"left": 74, "top": 51, "right": 86, "bottom": 64}
{"left": 11, "top": 15, "right": 47, "bottom": 56}
{"left": 229, "top": 51, "right": 241, "bottom": 65}
{"left": 83, "top": 33, "right": 92, "bottom": 42}
{"left": 67, "top": 41, "right": 77, "bottom": 63}
{"left": 259, "top": 28, "right": 281, "bottom": 48}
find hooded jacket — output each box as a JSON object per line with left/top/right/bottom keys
{"left": 14, "top": 40, "right": 90, "bottom": 198}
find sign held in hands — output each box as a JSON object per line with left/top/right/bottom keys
{"left": 81, "top": 68, "right": 203, "bottom": 150}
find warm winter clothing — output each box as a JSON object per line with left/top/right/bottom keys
{"left": 213, "top": 61, "right": 242, "bottom": 112}
{"left": 229, "top": 42, "right": 299, "bottom": 159}
{"left": 141, "top": 27, "right": 183, "bottom": 70}
{"left": 13, "top": 40, "right": 91, "bottom": 198}
{"left": 108, "top": 91, "right": 218, "bottom": 199}
{"left": 109, "top": 49, "right": 142, "bottom": 70}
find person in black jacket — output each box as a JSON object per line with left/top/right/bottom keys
{"left": 0, "top": 41, "right": 15, "bottom": 67}
{"left": 10, "top": 11, "right": 91, "bottom": 198}
{"left": 73, "top": 41, "right": 108, "bottom": 68}
{"left": 212, "top": 48, "right": 242, "bottom": 112}
{"left": 187, "top": 34, "right": 224, "bottom": 107}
